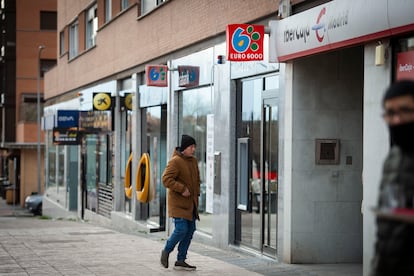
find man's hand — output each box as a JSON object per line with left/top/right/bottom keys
{"left": 182, "top": 188, "right": 191, "bottom": 197}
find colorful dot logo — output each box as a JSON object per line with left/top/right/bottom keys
{"left": 145, "top": 65, "right": 168, "bottom": 87}
{"left": 226, "top": 24, "right": 264, "bottom": 61}
{"left": 149, "top": 66, "right": 166, "bottom": 81}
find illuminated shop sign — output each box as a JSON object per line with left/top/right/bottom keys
{"left": 53, "top": 127, "right": 80, "bottom": 145}
{"left": 123, "top": 93, "right": 133, "bottom": 110}
{"left": 270, "top": 0, "right": 414, "bottom": 61}
{"left": 79, "top": 111, "right": 112, "bottom": 132}
{"left": 396, "top": 51, "right": 414, "bottom": 81}
{"left": 178, "top": 66, "right": 200, "bottom": 87}
{"left": 146, "top": 65, "right": 168, "bottom": 87}
{"left": 226, "top": 24, "right": 264, "bottom": 61}
{"left": 93, "top": 92, "right": 113, "bottom": 111}
{"left": 56, "top": 110, "right": 79, "bottom": 128}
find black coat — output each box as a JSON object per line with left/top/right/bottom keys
{"left": 371, "top": 147, "right": 414, "bottom": 276}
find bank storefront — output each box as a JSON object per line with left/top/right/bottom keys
{"left": 43, "top": 81, "right": 124, "bottom": 220}
{"left": 43, "top": 22, "right": 284, "bottom": 260}
{"left": 269, "top": 0, "right": 414, "bottom": 272}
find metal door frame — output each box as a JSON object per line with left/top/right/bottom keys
{"left": 260, "top": 90, "right": 278, "bottom": 256}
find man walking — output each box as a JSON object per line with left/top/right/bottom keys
{"left": 160, "top": 134, "right": 200, "bottom": 271}
{"left": 371, "top": 80, "right": 414, "bottom": 275}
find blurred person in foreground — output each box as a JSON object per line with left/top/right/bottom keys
{"left": 160, "top": 134, "right": 200, "bottom": 271}
{"left": 371, "top": 80, "right": 414, "bottom": 276}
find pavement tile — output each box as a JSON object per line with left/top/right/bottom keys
{"left": 0, "top": 198, "right": 362, "bottom": 276}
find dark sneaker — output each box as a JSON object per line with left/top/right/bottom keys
{"left": 174, "top": 260, "right": 196, "bottom": 271}
{"left": 160, "top": 250, "right": 169, "bottom": 268}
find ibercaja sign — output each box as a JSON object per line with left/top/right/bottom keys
{"left": 226, "top": 24, "right": 264, "bottom": 61}
{"left": 396, "top": 50, "right": 414, "bottom": 81}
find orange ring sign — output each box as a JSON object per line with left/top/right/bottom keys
{"left": 124, "top": 153, "right": 154, "bottom": 203}
{"left": 136, "top": 153, "right": 154, "bottom": 203}
{"left": 124, "top": 153, "right": 133, "bottom": 199}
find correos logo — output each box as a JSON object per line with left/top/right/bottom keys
{"left": 312, "top": 7, "right": 326, "bottom": 42}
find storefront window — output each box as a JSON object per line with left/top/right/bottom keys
{"left": 98, "top": 135, "right": 108, "bottom": 184}
{"left": 181, "top": 86, "right": 212, "bottom": 234}
{"left": 47, "top": 132, "right": 56, "bottom": 189}
{"left": 85, "top": 135, "right": 97, "bottom": 212}
{"left": 45, "top": 132, "right": 68, "bottom": 206}
{"left": 123, "top": 111, "right": 132, "bottom": 214}
{"left": 56, "top": 146, "right": 66, "bottom": 203}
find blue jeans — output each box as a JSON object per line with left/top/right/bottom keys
{"left": 164, "top": 217, "right": 196, "bottom": 261}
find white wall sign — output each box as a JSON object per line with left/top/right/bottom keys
{"left": 270, "top": 0, "right": 414, "bottom": 62}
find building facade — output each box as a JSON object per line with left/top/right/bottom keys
{"left": 271, "top": 0, "right": 414, "bottom": 274}
{"left": 0, "top": 0, "right": 57, "bottom": 205}
{"left": 43, "top": 0, "right": 414, "bottom": 275}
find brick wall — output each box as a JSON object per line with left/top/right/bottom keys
{"left": 45, "top": 0, "right": 277, "bottom": 98}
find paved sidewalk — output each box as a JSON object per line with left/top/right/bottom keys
{"left": 0, "top": 198, "right": 362, "bottom": 276}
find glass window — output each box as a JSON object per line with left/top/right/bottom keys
{"left": 56, "top": 146, "right": 66, "bottom": 202}
{"left": 120, "top": 77, "right": 132, "bottom": 90}
{"left": 265, "top": 75, "right": 279, "bottom": 90}
{"left": 40, "top": 11, "right": 57, "bottom": 30}
{"left": 85, "top": 135, "right": 98, "bottom": 211}
{"left": 19, "top": 94, "right": 43, "bottom": 123}
{"left": 98, "top": 135, "right": 108, "bottom": 184}
{"left": 40, "top": 59, "right": 57, "bottom": 78}
{"left": 121, "top": 0, "right": 129, "bottom": 10}
{"left": 141, "top": 0, "right": 167, "bottom": 15}
{"left": 86, "top": 4, "right": 98, "bottom": 49}
{"left": 181, "top": 86, "right": 212, "bottom": 233}
{"left": 105, "top": 0, "right": 112, "bottom": 22}
{"left": 69, "top": 21, "right": 79, "bottom": 59}
{"left": 59, "top": 31, "right": 65, "bottom": 56}
{"left": 47, "top": 132, "right": 57, "bottom": 189}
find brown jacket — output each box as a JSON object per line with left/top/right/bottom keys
{"left": 162, "top": 148, "right": 200, "bottom": 221}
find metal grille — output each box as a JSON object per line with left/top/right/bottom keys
{"left": 97, "top": 184, "right": 112, "bottom": 218}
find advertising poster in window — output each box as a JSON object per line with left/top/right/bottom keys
{"left": 396, "top": 50, "right": 414, "bottom": 80}
{"left": 205, "top": 114, "right": 214, "bottom": 214}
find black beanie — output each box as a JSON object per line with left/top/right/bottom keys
{"left": 383, "top": 79, "right": 414, "bottom": 106}
{"left": 180, "top": 134, "right": 196, "bottom": 152}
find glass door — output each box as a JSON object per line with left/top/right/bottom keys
{"left": 236, "top": 74, "right": 279, "bottom": 257}
{"left": 144, "top": 105, "right": 167, "bottom": 231}
{"left": 261, "top": 96, "right": 278, "bottom": 256}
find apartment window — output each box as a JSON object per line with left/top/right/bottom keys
{"left": 69, "top": 21, "right": 79, "bottom": 59}
{"left": 141, "top": 0, "right": 167, "bottom": 15}
{"left": 105, "top": 0, "right": 112, "bottom": 22}
{"left": 86, "top": 4, "right": 98, "bottom": 49}
{"left": 40, "top": 59, "right": 57, "bottom": 78}
{"left": 19, "top": 94, "right": 43, "bottom": 123}
{"left": 59, "top": 31, "right": 65, "bottom": 56}
{"left": 40, "top": 11, "right": 57, "bottom": 30}
{"left": 121, "top": 0, "right": 129, "bottom": 10}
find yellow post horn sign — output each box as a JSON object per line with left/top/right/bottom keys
{"left": 124, "top": 153, "right": 154, "bottom": 203}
